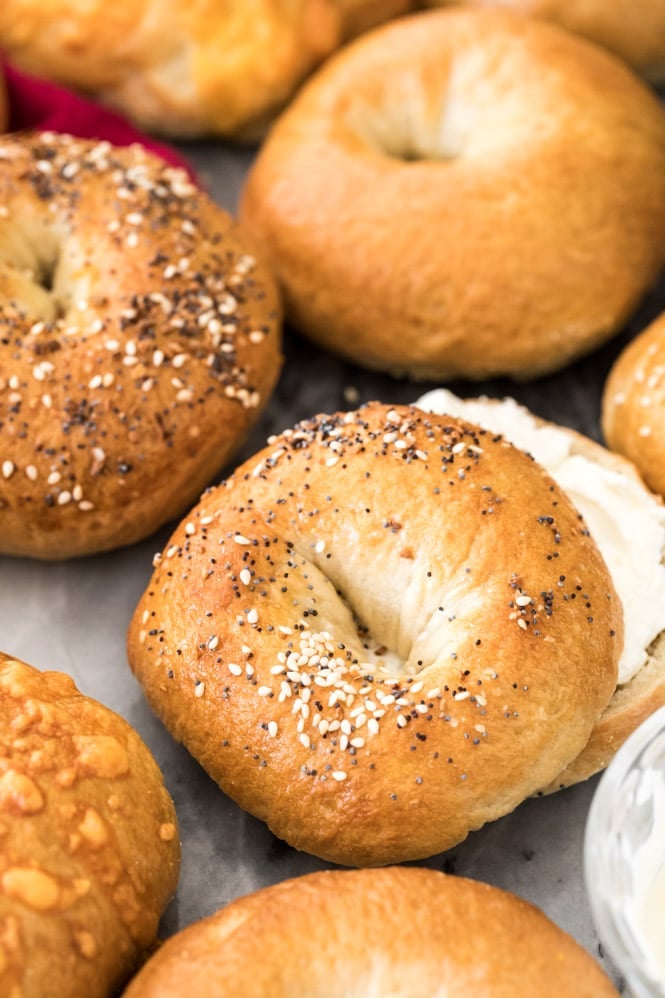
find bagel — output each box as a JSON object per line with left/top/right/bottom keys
{"left": 239, "top": 9, "right": 665, "bottom": 381}
{"left": 127, "top": 402, "right": 621, "bottom": 866}
{"left": 603, "top": 312, "right": 665, "bottom": 501}
{"left": 123, "top": 867, "right": 618, "bottom": 997}
{"left": 0, "top": 131, "right": 281, "bottom": 560}
{"left": 423, "top": 0, "right": 665, "bottom": 83}
{"left": 417, "top": 389, "right": 665, "bottom": 791}
{"left": 0, "top": 651, "right": 180, "bottom": 998}
{"left": 0, "top": 1, "right": 415, "bottom": 140}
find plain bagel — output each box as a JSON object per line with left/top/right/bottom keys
{"left": 0, "top": 651, "right": 180, "bottom": 998}
{"left": 0, "top": 1, "right": 415, "bottom": 140}
{"left": 0, "top": 131, "right": 281, "bottom": 560}
{"left": 128, "top": 402, "right": 621, "bottom": 866}
{"left": 423, "top": 0, "right": 665, "bottom": 82}
{"left": 240, "top": 9, "right": 665, "bottom": 380}
{"left": 123, "top": 867, "right": 618, "bottom": 997}
{"left": 602, "top": 311, "right": 665, "bottom": 501}
{"left": 417, "top": 389, "right": 665, "bottom": 792}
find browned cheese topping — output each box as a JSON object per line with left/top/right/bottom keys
{"left": 0, "top": 655, "right": 179, "bottom": 993}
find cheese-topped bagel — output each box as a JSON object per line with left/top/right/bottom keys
{"left": 0, "top": 652, "right": 180, "bottom": 998}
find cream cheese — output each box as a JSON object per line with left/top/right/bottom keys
{"left": 416, "top": 389, "right": 665, "bottom": 686}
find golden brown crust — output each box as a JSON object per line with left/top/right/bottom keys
{"left": 0, "top": 1, "right": 414, "bottom": 140}
{"left": 545, "top": 632, "right": 665, "bottom": 792}
{"left": 426, "top": 396, "right": 665, "bottom": 790}
{"left": 602, "top": 312, "right": 665, "bottom": 500}
{"left": 424, "top": 0, "right": 665, "bottom": 82}
{"left": 538, "top": 429, "right": 665, "bottom": 789}
{"left": 0, "top": 131, "right": 281, "bottom": 560}
{"left": 127, "top": 402, "right": 621, "bottom": 866}
{"left": 0, "top": 651, "right": 180, "bottom": 998}
{"left": 124, "top": 868, "right": 618, "bottom": 997}
{"left": 239, "top": 9, "right": 665, "bottom": 380}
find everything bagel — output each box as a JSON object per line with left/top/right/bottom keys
{"left": 240, "top": 9, "right": 665, "bottom": 380}
{"left": 417, "top": 389, "right": 665, "bottom": 791}
{"left": 128, "top": 403, "right": 621, "bottom": 866}
{"left": 0, "top": 132, "right": 281, "bottom": 559}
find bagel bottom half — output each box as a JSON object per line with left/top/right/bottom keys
{"left": 124, "top": 867, "right": 618, "bottom": 997}
{"left": 416, "top": 389, "right": 665, "bottom": 792}
{"left": 128, "top": 402, "right": 620, "bottom": 865}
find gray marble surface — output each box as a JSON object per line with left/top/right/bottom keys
{"left": 4, "top": 139, "right": 665, "bottom": 991}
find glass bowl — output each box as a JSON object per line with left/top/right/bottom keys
{"left": 585, "top": 705, "right": 665, "bottom": 997}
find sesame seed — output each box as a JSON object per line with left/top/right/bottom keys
{"left": 268, "top": 721, "right": 278, "bottom": 737}
{"left": 233, "top": 534, "right": 251, "bottom": 545}
{"left": 332, "top": 771, "right": 347, "bottom": 782}
{"left": 2, "top": 461, "right": 15, "bottom": 479}
{"left": 195, "top": 682, "right": 205, "bottom": 698}
{"left": 207, "top": 635, "right": 219, "bottom": 651}
{"left": 239, "top": 569, "right": 251, "bottom": 585}
{"left": 258, "top": 686, "right": 272, "bottom": 697}
{"left": 247, "top": 609, "right": 259, "bottom": 625}
{"left": 228, "top": 663, "right": 242, "bottom": 676}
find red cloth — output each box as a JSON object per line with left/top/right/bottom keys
{"left": 3, "top": 60, "right": 198, "bottom": 182}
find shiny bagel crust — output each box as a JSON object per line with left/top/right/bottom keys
{"left": 0, "top": 1, "right": 414, "bottom": 140}
{"left": 424, "top": 0, "right": 665, "bottom": 82}
{"left": 240, "top": 9, "right": 665, "bottom": 380}
{"left": 127, "top": 402, "right": 621, "bottom": 866}
{"left": 419, "top": 395, "right": 665, "bottom": 792}
{"left": 538, "top": 429, "right": 665, "bottom": 791}
{"left": 0, "top": 131, "right": 281, "bottom": 560}
{"left": 124, "top": 867, "right": 618, "bottom": 997}
{"left": 0, "top": 652, "right": 180, "bottom": 998}
{"left": 602, "top": 312, "right": 665, "bottom": 501}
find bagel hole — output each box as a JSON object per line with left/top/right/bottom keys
{"left": 37, "top": 255, "right": 57, "bottom": 293}
{"left": 347, "top": 108, "right": 463, "bottom": 164}
{"left": 34, "top": 241, "right": 68, "bottom": 319}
